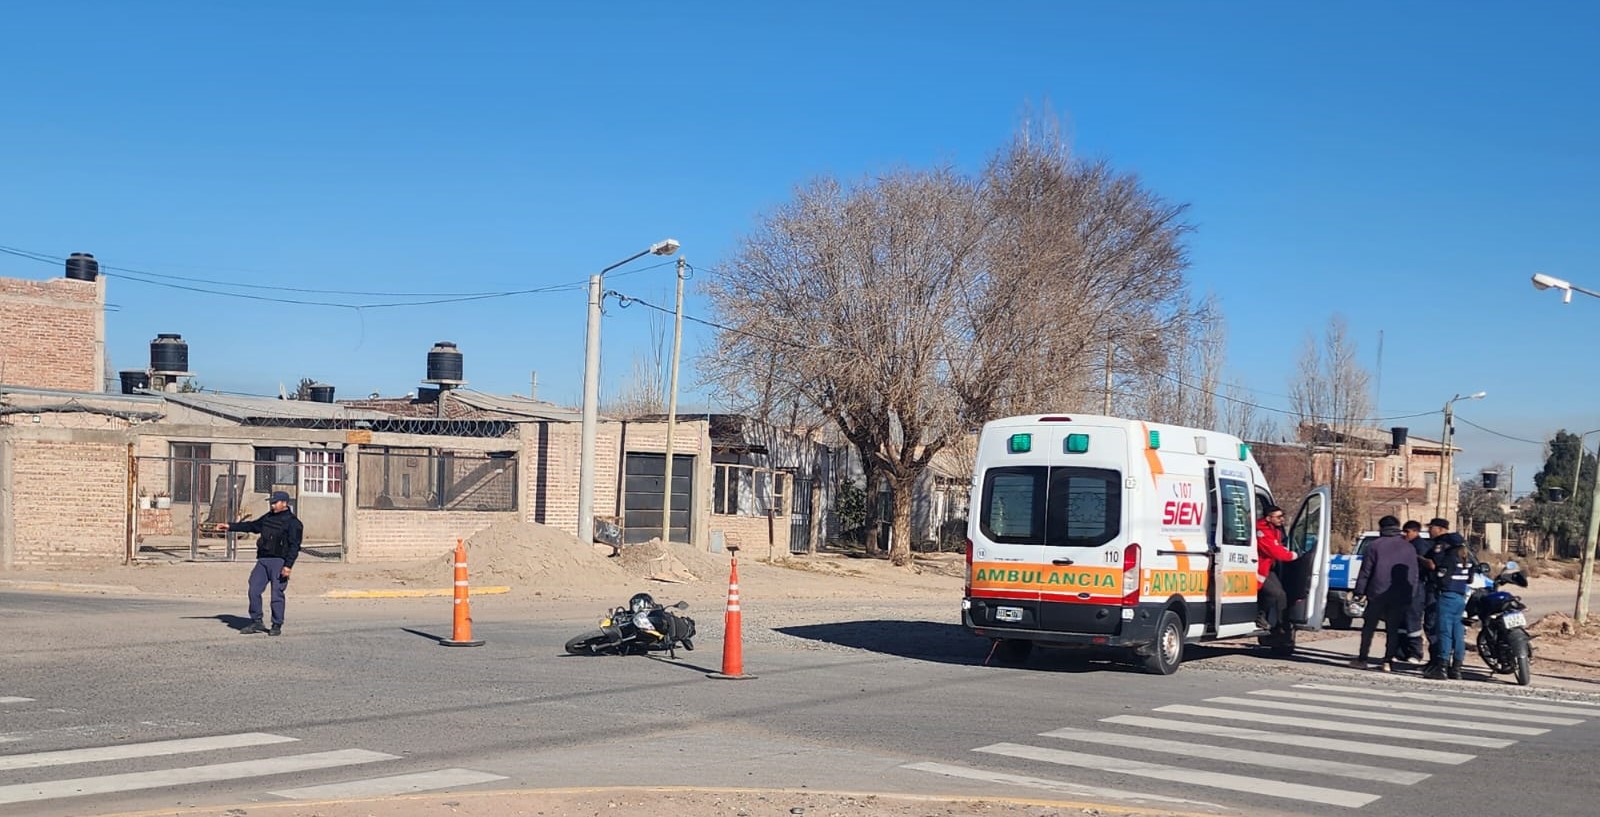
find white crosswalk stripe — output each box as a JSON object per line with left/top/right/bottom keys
{"left": 1040, "top": 726, "right": 1430, "bottom": 784}
{"left": 975, "top": 742, "right": 1380, "bottom": 808}
{"left": 0, "top": 697, "right": 34, "bottom": 704}
{"left": 1099, "top": 715, "right": 1476, "bottom": 764}
{"left": 0, "top": 748, "right": 398, "bottom": 806}
{"left": 270, "top": 768, "right": 508, "bottom": 799}
{"left": 1249, "top": 689, "right": 1585, "bottom": 726}
{"left": 1154, "top": 703, "right": 1518, "bottom": 747}
{"left": 1202, "top": 695, "right": 1551, "bottom": 735}
{"left": 901, "top": 761, "right": 1221, "bottom": 807}
{"left": 0, "top": 732, "right": 298, "bottom": 772}
{"left": 1295, "top": 684, "right": 1600, "bottom": 716}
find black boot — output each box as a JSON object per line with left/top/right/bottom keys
{"left": 240, "top": 621, "right": 267, "bottom": 634}
{"left": 1423, "top": 662, "right": 1447, "bottom": 680}
{"left": 1446, "top": 660, "right": 1462, "bottom": 680}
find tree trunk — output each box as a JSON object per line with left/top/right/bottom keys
{"left": 808, "top": 479, "right": 822, "bottom": 556}
{"left": 888, "top": 474, "right": 916, "bottom": 567}
{"left": 862, "top": 460, "right": 882, "bottom": 556}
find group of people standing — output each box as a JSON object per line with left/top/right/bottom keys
{"left": 1349, "top": 515, "right": 1476, "bottom": 678}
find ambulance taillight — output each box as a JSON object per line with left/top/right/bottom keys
{"left": 963, "top": 537, "right": 974, "bottom": 593}
{"left": 1121, "top": 543, "right": 1141, "bottom": 606}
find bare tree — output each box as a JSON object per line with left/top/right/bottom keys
{"left": 1288, "top": 315, "right": 1374, "bottom": 539}
{"left": 704, "top": 122, "right": 1199, "bottom": 566}
{"left": 1219, "top": 377, "right": 1278, "bottom": 443}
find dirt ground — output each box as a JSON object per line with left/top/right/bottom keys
{"left": 8, "top": 524, "right": 1600, "bottom": 817}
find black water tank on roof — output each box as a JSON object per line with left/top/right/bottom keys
{"left": 426, "top": 341, "right": 464, "bottom": 383}
{"left": 150, "top": 333, "right": 189, "bottom": 373}
{"left": 119, "top": 370, "right": 150, "bottom": 395}
{"left": 65, "top": 252, "right": 100, "bottom": 281}
{"left": 307, "top": 383, "right": 335, "bottom": 403}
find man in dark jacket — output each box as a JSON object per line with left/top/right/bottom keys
{"left": 221, "top": 490, "right": 303, "bottom": 636}
{"left": 1350, "top": 515, "right": 1418, "bottom": 672}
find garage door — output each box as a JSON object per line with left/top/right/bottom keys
{"left": 622, "top": 453, "right": 694, "bottom": 544}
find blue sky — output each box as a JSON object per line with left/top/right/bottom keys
{"left": 2, "top": 1, "right": 1595, "bottom": 494}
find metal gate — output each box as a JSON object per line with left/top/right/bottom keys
{"left": 789, "top": 476, "right": 813, "bottom": 554}
{"left": 134, "top": 455, "right": 346, "bottom": 562}
{"left": 621, "top": 453, "right": 694, "bottom": 544}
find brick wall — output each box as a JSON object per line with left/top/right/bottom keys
{"left": 351, "top": 509, "right": 518, "bottom": 563}
{"left": 0, "top": 276, "right": 101, "bottom": 392}
{"left": 711, "top": 513, "right": 790, "bottom": 557}
{"left": 2, "top": 434, "right": 128, "bottom": 567}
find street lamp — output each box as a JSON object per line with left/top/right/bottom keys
{"left": 1437, "top": 391, "right": 1487, "bottom": 520}
{"left": 1529, "top": 271, "right": 1600, "bottom": 623}
{"left": 577, "top": 238, "right": 681, "bottom": 547}
{"left": 1532, "top": 272, "right": 1600, "bottom": 304}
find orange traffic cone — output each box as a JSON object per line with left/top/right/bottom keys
{"left": 708, "top": 551, "right": 755, "bottom": 680}
{"left": 440, "top": 538, "right": 484, "bottom": 647}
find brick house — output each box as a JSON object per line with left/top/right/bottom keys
{"left": 0, "top": 264, "right": 715, "bottom": 568}
{"left": 1251, "top": 423, "right": 1458, "bottom": 542}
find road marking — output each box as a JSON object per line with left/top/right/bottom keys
{"left": 1041, "top": 726, "right": 1429, "bottom": 785}
{"left": 0, "top": 697, "right": 34, "bottom": 704}
{"left": 1249, "top": 689, "right": 1584, "bottom": 726}
{"left": 1100, "top": 716, "right": 1475, "bottom": 765}
{"left": 900, "top": 761, "right": 1221, "bottom": 808}
{"left": 1204, "top": 696, "right": 1549, "bottom": 735}
{"left": 1154, "top": 705, "right": 1516, "bottom": 748}
{"left": 0, "top": 749, "right": 397, "bottom": 806}
{"left": 975, "top": 743, "right": 1378, "bottom": 808}
{"left": 1295, "top": 684, "right": 1600, "bottom": 716}
{"left": 0, "top": 732, "right": 297, "bottom": 772}
{"left": 270, "top": 768, "right": 507, "bottom": 799}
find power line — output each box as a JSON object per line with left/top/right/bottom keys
{"left": 1454, "top": 415, "right": 1547, "bottom": 446}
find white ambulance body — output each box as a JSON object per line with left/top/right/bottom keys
{"left": 961, "top": 414, "right": 1331, "bottom": 674}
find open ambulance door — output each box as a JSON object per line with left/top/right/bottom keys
{"left": 1208, "top": 465, "right": 1260, "bottom": 639}
{"left": 1285, "top": 486, "right": 1332, "bottom": 629}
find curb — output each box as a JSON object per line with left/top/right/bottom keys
{"left": 321, "top": 586, "right": 511, "bottom": 599}
{"left": 0, "top": 579, "right": 141, "bottom": 595}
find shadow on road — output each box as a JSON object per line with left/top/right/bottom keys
{"left": 775, "top": 619, "right": 1150, "bottom": 674}
{"left": 181, "top": 613, "right": 256, "bottom": 631}
{"left": 401, "top": 626, "right": 447, "bottom": 643}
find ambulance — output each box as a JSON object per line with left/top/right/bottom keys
{"left": 961, "top": 414, "right": 1331, "bottom": 674}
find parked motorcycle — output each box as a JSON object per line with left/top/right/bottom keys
{"left": 1466, "top": 560, "right": 1533, "bottom": 685}
{"left": 564, "top": 593, "right": 697, "bottom": 658}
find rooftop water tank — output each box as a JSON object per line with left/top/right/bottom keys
{"left": 307, "top": 383, "right": 336, "bottom": 403}
{"left": 65, "top": 252, "right": 100, "bottom": 281}
{"left": 425, "top": 341, "right": 465, "bottom": 384}
{"left": 150, "top": 333, "right": 189, "bottom": 374}
{"left": 119, "top": 370, "right": 150, "bottom": 395}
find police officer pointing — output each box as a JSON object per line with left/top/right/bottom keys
{"left": 221, "top": 490, "right": 303, "bottom": 636}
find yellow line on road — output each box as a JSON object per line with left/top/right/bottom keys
{"left": 320, "top": 587, "right": 510, "bottom": 599}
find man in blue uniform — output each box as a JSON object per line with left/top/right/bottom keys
{"left": 221, "top": 491, "right": 303, "bottom": 636}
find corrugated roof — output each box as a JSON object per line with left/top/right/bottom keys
{"left": 449, "top": 389, "right": 584, "bottom": 422}
{"left": 158, "top": 391, "right": 394, "bottom": 421}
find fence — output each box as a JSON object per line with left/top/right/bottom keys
{"left": 356, "top": 448, "right": 517, "bottom": 512}
{"left": 134, "top": 456, "right": 346, "bottom": 561}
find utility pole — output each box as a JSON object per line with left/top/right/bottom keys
{"left": 1580, "top": 458, "right": 1600, "bottom": 624}
{"left": 661, "top": 256, "right": 686, "bottom": 543}
{"left": 577, "top": 274, "right": 603, "bottom": 546}
{"left": 1436, "top": 402, "right": 1453, "bottom": 521}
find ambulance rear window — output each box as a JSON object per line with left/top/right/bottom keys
{"left": 979, "top": 466, "right": 1121, "bottom": 548}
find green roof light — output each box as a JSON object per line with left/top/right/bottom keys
{"left": 1008, "top": 433, "right": 1032, "bottom": 453}
{"left": 1065, "top": 433, "right": 1090, "bottom": 454}
{"left": 1148, "top": 430, "right": 1161, "bottom": 450}
{"left": 1238, "top": 443, "right": 1250, "bottom": 461}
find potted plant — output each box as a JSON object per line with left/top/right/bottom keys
{"left": 138, "top": 488, "right": 153, "bottom": 510}
{"left": 154, "top": 491, "right": 172, "bottom": 510}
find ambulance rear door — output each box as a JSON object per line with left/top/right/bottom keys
{"left": 1208, "top": 464, "right": 1261, "bottom": 638}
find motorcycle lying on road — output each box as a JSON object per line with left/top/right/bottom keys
{"left": 564, "top": 592, "right": 697, "bottom": 659}
{"left": 1466, "top": 560, "right": 1533, "bottom": 685}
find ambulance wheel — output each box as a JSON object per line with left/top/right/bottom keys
{"left": 1142, "top": 610, "right": 1184, "bottom": 675}
{"left": 992, "top": 638, "right": 1033, "bottom": 664}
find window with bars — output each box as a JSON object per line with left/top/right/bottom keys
{"left": 169, "top": 442, "right": 211, "bottom": 503}
{"left": 713, "top": 464, "right": 786, "bottom": 517}
{"left": 301, "top": 450, "right": 343, "bottom": 495}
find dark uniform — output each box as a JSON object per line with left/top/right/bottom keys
{"left": 229, "top": 492, "right": 303, "bottom": 635}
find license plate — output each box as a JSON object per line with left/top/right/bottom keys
{"left": 1501, "top": 611, "right": 1526, "bottom": 629}
{"left": 996, "top": 606, "right": 1023, "bottom": 623}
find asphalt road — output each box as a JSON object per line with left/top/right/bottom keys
{"left": 3, "top": 590, "right": 1598, "bottom": 817}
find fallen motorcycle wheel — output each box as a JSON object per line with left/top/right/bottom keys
{"left": 565, "top": 630, "right": 614, "bottom": 655}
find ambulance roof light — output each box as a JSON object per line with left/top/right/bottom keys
{"left": 1064, "top": 433, "right": 1090, "bottom": 454}
{"left": 1148, "top": 430, "right": 1161, "bottom": 450}
{"left": 1039, "top": 415, "right": 1074, "bottom": 422}
{"left": 1238, "top": 443, "right": 1250, "bottom": 461}
{"left": 1008, "top": 433, "right": 1033, "bottom": 453}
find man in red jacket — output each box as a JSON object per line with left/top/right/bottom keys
{"left": 1255, "top": 505, "right": 1298, "bottom": 630}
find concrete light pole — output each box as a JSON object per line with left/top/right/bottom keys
{"left": 1437, "top": 391, "right": 1486, "bottom": 521}
{"left": 661, "top": 256, "right": 687, "bottom": 543}
{"left": 577, "top": 239, "right": 680, "bottom": 547}
{"left": 1530, "top": 271, "right": 1600, "bottom": 623}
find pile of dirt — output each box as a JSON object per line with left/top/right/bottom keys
{"left": 1529, "top": 611, "right": 1600, "bottom": 672}
{"left": 1531, "top": 611, "right": 1596, "bottom": 639}
{"left": 373, "top": 523, "right": 737, "bottom": 598}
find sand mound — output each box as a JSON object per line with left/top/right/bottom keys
{"left": 379, "top": 520, "right": 634, "bottom": 598}
{"left": 611, "top": 538, "right": 732, "bottom": 584}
